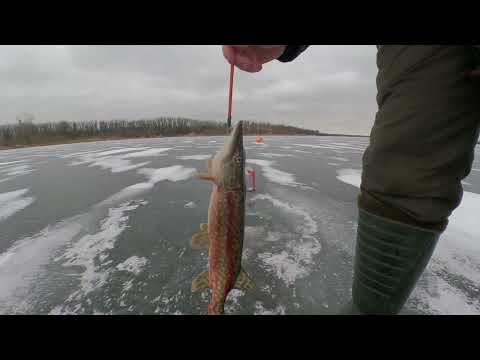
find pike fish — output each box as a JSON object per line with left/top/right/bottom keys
{"left": 191, "top": 121, "right": 254, "bottom": 315}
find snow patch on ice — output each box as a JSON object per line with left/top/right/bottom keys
{"left": 247, "top": 159, "right": 298, "bottom": 187}
{"left": 252, "top": 193, "right": 321, "bottom": 286}
{"left": 0, "top": 164, "right": 34, "bottom": 176}
{"left": 259, "top": 153, "right": 292, "bottom": 158}
{"left": 121, "top": 148, "right": 171, "bottom": 158}
{"left": 99, "top": 166, "right": 195, "bottom": 206}
{"left": 245, "top": 225, "right": 264, "bottom": 238}
{"left": 6, "top": 168, "right": 34, "bottom": 177}
{"left": 295, "top": 143, "right": 364, "bottom": 152}
{"left": 49, "top": 305, "right": 78, "bottom": 315}
{"left": 336, "top": 168, "right": 362, "bottom": 188}
{"left": 95, "top": 147, "right": 150, "bottom": 157}
{"left": 90, "top": 158, "right": 150, "bottom": 173}
{"left": 265, "top": 232, "right": 282, "bottom": 242}
{"left": 59, "top": 149, "right": 108, "bottom": 159}
{"left": 57, "top": 201, "right": 146, "bottom": 302}
{"left": 252, "top": 194, "right": 318, "bottom": 237}
{"left": 0, "top": 177, "right": 15, "bottom": 184}
{"left": 0, "top": 188, "right": 36, "bottom": 222}
{"left": 0, "top": 163, "right": 35, "bottom": 180}
{"left": 0, "top": 188, "right": 29, "bottom": 204}
{"left": 330, "top": 156, "right": 349, "bottom": 162}
{"left": 139, "top": 165, "right": 196, "bottom": 184}
{"left": 116, "top": 256, "right": 148, "bottom": 275}
{"left": 446, "top": 191, "right": 480, "bottom": 245}
{"left": 246, "top": 159, "right": 271, "bottom": 167}
{"left": 410, "top": 274, "right": 480, "bottom": 315}
{"left": 66, "top": 147, "right": 170, "bottom": 174}
{"left": 121, "top": 279, "right": 134, "bottom": 295}
{"left": 184, "top": 201, "right": 196, "bottom": 209}
{"left": 254, "top": 301, "right": 286, "bottom": 315}
{"left": 177, "top": 155, "right": 211, "bottom": 161}
{"left": 0, "top": 160, "right": 26, "bottom": 168}
{"left": 258, "top": 251, "right": 308, "bottom": 286}
{"left": 224, "top": 289, "right": 244, "bottom": 314}
{"left": 0, "top": 219, "right": 83, "bottom": 313}
{"left": 98, "top": 183, "right": 153, "bottom": 206}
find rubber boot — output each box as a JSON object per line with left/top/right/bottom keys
{"left": 341, "top": 209, "right": 440, "bottom": 315}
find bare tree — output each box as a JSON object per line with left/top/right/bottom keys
{"left": 0, "top": 116, "right": 320, "bottom": 148}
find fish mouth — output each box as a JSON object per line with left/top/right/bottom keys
{"left": 225, "top": 121, "right": 243, "bottom": 157}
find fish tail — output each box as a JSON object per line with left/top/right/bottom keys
{"left": 207, "top": 302, "right": 225, "bottom": 315}
{"left": 207, "top": 291, "right": 227, "bottom": 315}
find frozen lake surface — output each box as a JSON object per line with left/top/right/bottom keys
{"left": 0, "top": 135, "right": 479, "bottom": 315}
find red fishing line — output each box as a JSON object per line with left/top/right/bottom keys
{"left": 227, "top": 64, "right": 234, "bottom": 128}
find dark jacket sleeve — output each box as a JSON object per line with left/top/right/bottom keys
{"left": 277, "top": 45, "right": 309, "bottom": 63}
{"left": 472, "top": 46, "right": 480, "bottom": 78}
{"left": 474, "top": 45, "right": 480, "bottom": 60}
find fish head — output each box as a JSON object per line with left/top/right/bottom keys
{"left": 211, "top": 121, "right": 245, "bottom": 190}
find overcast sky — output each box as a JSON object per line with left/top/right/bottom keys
{"left": 0, "top": 45, "right": 378, "bottom": 135}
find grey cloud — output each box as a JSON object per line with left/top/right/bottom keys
{"left": 0, "top": 45, "right": 378, "bottom": 135}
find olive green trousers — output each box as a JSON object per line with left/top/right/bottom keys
{"left": 359, "top": 45, "right": 480, "bottom": 232}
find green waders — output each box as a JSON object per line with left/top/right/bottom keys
{"left": 345, "top": 46, "right": 480, "bottom": 314}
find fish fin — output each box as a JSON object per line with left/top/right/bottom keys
{"left": 196, "top": 172, "right": 216, "bottom": 182}
{"left": 200, "top": 223, "right": 208, "bottom": 232}
{"left": 191, "top": 231, "right": 210, "bottom": 250}
{"left": 192, "top": 271, "right": 210, "bottom": 292}
{"left": 234, "top": 268, "right": 255, "bottom": 293}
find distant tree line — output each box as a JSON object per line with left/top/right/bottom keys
{"left": 0, "top": 117, "right": 322, "bottom": 148}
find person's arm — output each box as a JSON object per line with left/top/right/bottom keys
{"left": 471, "top": 45, "right": 480, "bottom": 78}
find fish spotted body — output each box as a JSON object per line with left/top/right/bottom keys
{"left": 191, "top": 121, "right": 254, "bottom": 315}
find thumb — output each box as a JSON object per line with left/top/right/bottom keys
{"left": 222, "top": 45, "right": 236, "bottom": 65}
